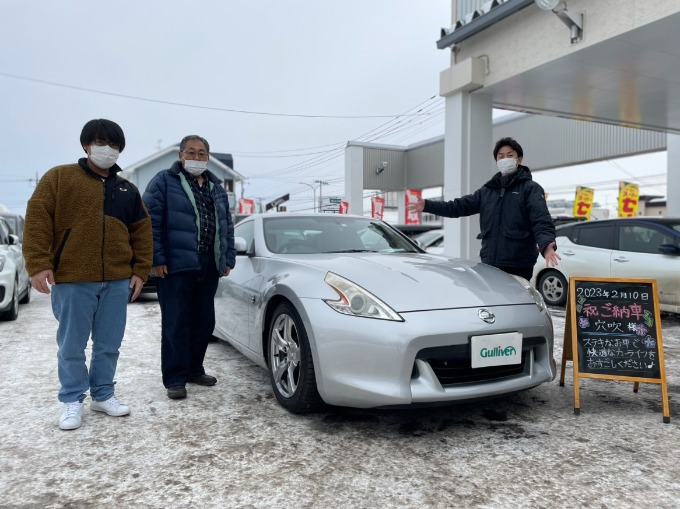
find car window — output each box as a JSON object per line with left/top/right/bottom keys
{"left": 413, "top": 230, "right": 442, "bottom": 247}
{"left": 234, "top": 220, "right": 255, "bottom": 252}
{"left": 618, "top": 225, "right": 674, "bottom": 254}
{"left": 429, "top": 236, "right": 444, "bottom": 248}
{"left": 0, "top": 219, "right": 9, "bottom": 244}
{"left": 0, "top": 214, "right": 25, "bottom": 241}
{"left": 262, "top": 216, "right": 419, "bottom": 254}
{"left": 573, "top": 224, "right": 615, "bottom": 249}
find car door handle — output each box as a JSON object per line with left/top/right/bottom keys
{"left": 613, "top": 257, "right": 629, "bottom": 263}
{"left": 561, "top": 250, "right": 576, "bottom": 256}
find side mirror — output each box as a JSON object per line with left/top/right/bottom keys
{"left": 234, "top": 237, "right": 248, "bottom": 254}
{"left": 8, "top": 234, "right": 19, "bottom": 246}
{"left": 658, "top": 244, "right": 680, "bottom": 256}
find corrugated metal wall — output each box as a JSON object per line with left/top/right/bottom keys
{"left": 406, "top": 140, "right": 445, "bottom": 189}
{"left": 363, "top": 148, "right": 407, "bottom": 189}
{"left": 493, "top": 115, "right": 666, "bottom": 171}
{"left": 355, "top": 114, "right": 667, "bottom": 190}
{"left": 456, "top": 0, "right": 485, "bottom": 21}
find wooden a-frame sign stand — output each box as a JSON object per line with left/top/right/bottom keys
{"left": 560, "top": 276, "right": 670, "bottom": 423}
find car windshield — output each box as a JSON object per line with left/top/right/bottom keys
{"left": 263, "top": 216, "right": 419, "bottom": 254}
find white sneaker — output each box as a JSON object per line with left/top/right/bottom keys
{"left": 59, "top": 402, "right": 84, "bottom": 430}
{"left": 90, "top": 396, "right": 131, "bottom": 417}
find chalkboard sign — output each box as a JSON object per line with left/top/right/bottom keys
{"left": 574, "top": 280, "right": 660, "bottom": 379}
{"left": 561, "top": 277, "right": 670, "bottom": 423}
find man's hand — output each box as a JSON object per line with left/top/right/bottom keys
{"left": 223, "top": 266, "right": 231, "bottom": 277}
{"left": 151, "top": 265, "right": 168, "bottom": 278}
{"left": 129, "top": 275, "right": 144, "bottom": 302}
{"left": 406, "top": 198, "right": 425, "bottom": 213}
{"left": 31, "top": 269, "right": 55, "bottom": 294}
{"left": 544, "top": 242, "right": 561, "bottom": 268}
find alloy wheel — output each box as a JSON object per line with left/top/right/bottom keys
{"left": 269, "top": 313, "right": 301, "bottom": 398}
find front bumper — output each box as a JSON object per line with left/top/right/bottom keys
{"left": 296, "top": 299, "right": 556, "bottom": 408}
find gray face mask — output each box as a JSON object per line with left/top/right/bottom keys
{"left": 183, "top": 159, "right": 208, "bottom": 176}
{"left": 497, "top": 158, "right": 518, "bottom": 176}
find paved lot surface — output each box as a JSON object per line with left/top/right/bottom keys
{"left": 1, "top": 292, "right": 679, "bottom": 509}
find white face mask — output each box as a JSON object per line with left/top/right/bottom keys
{"left": 183, "top": 159, "right": 208, "bottom": 176}
{"left": 497, "top": 157, "right": 518, "bottom": 176}
{"left": 89, "top": 145, "right": 120, "bottom": 170}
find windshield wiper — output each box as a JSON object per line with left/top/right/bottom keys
{"left": 325, "top": 249, "right": 378, "bottom": 253}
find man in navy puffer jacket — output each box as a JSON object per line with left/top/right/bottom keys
{"left": 143, "top": 135, "right": 235, "bottom": 400}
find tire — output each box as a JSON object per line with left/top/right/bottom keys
{"left": 267, "top": 302, "right": 322, "bottom": 413}
{"left": 1, "top": 279, "right": 19, "bottom": 321}
{"left": 19, "top": 284, "right": 31, "bottom": 304}
{"left": 538, "top": 270, "right": 568, "bottom": 307}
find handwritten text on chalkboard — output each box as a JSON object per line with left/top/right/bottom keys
{"left": 574, "top": 281, "right": 660, "bottom": 379}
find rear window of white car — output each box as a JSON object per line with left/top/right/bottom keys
{"left": 573, "top": 224, "right": 615, "bottom": 249}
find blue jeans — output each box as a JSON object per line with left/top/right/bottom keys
{"left": 51, "top": 279, "right": 130, "bottom": 403}
{"left": 156, "top": 253, "right": 219, "bottom": 388}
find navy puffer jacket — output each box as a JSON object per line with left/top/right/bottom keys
{"left": 423, "top": 165, "right": 555, "bottom": 268}
{"left": 143, "top": 161, "right": 235, "bottom": 275}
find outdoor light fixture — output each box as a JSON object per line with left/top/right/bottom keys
{"left": 534, "top": 0, "right": 583, "bottom": 44}
{"left": 376, "top": 161, "right": 388, "bottom": 175}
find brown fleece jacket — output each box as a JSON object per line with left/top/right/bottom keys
{"left": 23, "top": 161, "right": 153, "bottom": 283}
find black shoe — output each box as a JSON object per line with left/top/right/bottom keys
{"left": 167, "top": 386, "right": 187, "bottom": 399}
{"left": 187, "top": 374, "right": 217, "bottom": 386}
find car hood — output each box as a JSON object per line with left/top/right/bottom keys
{"left": 290, "top": 252, "right": 536, "bottom": 312}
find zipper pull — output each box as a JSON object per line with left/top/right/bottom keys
{"left": 500, "top": 188, "right": 505, "bottom": 198}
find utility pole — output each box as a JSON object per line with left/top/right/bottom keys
{"left": 300, "top": 182, "right": 318, "bottom": 213}
{"left": 314, "top": 179, "right": 329, "bottom": 213}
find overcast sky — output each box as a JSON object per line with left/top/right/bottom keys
{"left": 0, "top": 1, "right": 667, "bottom": 216}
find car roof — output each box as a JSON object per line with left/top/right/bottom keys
{"left": 556, "top": 216, "right": 680, "bottom": 232}
{"left": 0, "top": 211, "right": 23, "bottom": 218}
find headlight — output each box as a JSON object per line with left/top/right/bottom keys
{"left": 324, "top": 272, "right": 403, "bottom": 321}
{"left": 511, "top": 274, "right": 547, "bottom": 312}
{"left": 0, "top": 255, "right": 6, "bottom": 272}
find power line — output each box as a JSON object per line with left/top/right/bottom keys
{"left": 247, "top": 96, "right": 443, "bottom": 180}
{"left": 0, "top": 71, "right": 439, "bottom": 120}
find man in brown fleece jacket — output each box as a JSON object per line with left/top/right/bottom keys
{"left": 23, "top": 119, "right": 152, "bottom": 430}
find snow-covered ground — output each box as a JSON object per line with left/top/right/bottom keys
{"left": 1, "top": 292, "right": 678, "bottom": 508}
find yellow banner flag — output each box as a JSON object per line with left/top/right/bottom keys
{"left": 572, "top": 186, "right": 594, "bottom": 219}
{"left": 618, "top": 181, "right": 640, "bottom": 217}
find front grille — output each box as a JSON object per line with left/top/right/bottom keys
{"left": 416, "top": 337, "right": 545, "bottom": 386}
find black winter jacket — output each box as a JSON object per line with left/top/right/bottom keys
{"left": 423, "top": 166, "right": 555, "bottom": 268}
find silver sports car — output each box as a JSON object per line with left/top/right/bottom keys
{"left": 213, "top": 213, "right": 556, "bottom": 413}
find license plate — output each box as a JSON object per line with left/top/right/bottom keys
{"left": 470, "top": 332, "right": 522, "bottom": 369}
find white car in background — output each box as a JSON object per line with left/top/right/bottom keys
{"left": 532, "top": 217, "right": 680, "bottom": 313}
{"left": 0, "top": 217, "right": 31, "bottom": 321}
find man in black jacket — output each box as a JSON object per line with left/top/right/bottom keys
{"left": 407, "top": 137, "right": 560, "bottom": 280}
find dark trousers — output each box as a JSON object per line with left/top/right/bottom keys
{"left": 495, "top": 265, "right": 534, "bottom": 281}
{"left": 156, "top": 253, "right": 219, "bottom": 388}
